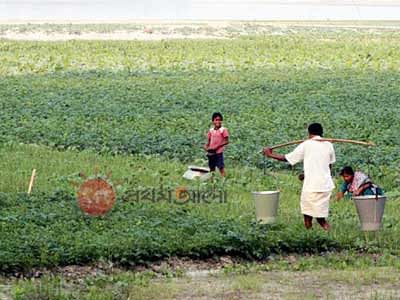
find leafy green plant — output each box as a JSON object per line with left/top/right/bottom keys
{"left": 1, "top": 26, "right": 400, "bottom": 275}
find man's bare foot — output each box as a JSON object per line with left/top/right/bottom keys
{"left": 316, "top": 218, "right": 330, "bottom": 231}
{"left": 305, "top": 223, "right": 312, "bottom": 230}
{"left": 320, "top": 222, "right": 330, "bottom": 231}
{"left": 321, "top": 223, "right": 331, "bottom": 231}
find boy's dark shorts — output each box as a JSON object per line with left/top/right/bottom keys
{"left": 208, "top": 153, "right": 224, "bottom": 171}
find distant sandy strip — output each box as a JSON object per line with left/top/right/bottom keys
{"left": 1, "top": 21, "right": 399, "bottom": 41}
{"left": 0, "top": 32, "right": 227, "bottom": 41}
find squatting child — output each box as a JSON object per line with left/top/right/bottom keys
{"left": 336, "top": 166, "right": 383, "bottom": 200}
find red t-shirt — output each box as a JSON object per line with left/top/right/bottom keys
{"left": 207, "top": 127, "right": 229, "bottom": 154}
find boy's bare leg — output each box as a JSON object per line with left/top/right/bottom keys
{"left": 219, "top": 168, "right": 225, "bottom": 177}
{"left": 316, "top": 218, "right": 330, "bottom": 231}
{"left": 303, "top": 214, "right": 313, "bottom": 229}
{"left": 210, "top": 170, "right": 215, "bottom": 183}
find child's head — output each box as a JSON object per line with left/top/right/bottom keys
{"left": 340, "top": 166, "right": 354, "bottom": 183}
{"left": 308, "top": 123, "right": 323, "bottom": 137}
{"left": 211, "top": 112, "right": 223, "bottom": 128}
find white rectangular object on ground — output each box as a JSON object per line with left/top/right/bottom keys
{"left": 183, "top": 166, "right": 211, "bottom": 181}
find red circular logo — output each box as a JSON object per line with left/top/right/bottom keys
{"left": 77, "top": 178, "right": 116, "bottom": 216}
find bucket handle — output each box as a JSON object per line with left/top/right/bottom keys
{"left": 371, "top": 184, "right": 379, "bottom": 202}
{"left": 263, "top": 153, "right": 280, "bottom": 191}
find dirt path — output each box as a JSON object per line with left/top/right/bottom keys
{"left": 176, "top": 269, "right": 400, "bottom": 299}
{"left": 0, "top": 285, "right": 11, "bottom": 300}
{"left": 1, "top": 266, "right": 399, "bottom": 299}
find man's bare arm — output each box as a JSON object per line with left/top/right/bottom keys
{"left": 263, "top": 147, "right": 287, "bottom": 162}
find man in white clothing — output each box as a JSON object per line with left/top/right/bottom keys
{"left": 263, "top": 123, "right": 335, "bottom": 230}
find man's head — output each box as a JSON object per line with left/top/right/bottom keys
{"left": 340, "top": 166, "right": 355, "bottom": 183}
{"left": 212, "top": 112, "right": 223, "bottom": 128}
{"left": 308, "top": 123, "right": 323, "bottom": 137}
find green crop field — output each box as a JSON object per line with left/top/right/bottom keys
{"left": 1, "top": 23, "right": 400, "bottom": 299}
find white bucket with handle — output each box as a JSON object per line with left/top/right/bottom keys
{"left": 353, "top": 195, "right": 387, "bottom": 231}
{"left": 252, "top": 191, "right": 280, "bottom": 224}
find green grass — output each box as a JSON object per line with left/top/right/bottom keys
{"left": 1, "top": 24, "right": 400, "bottom": 297}
{"left": 1, "top": 34, "right": 400, "bottom": 171}
{"left": 0, "top": 143, "right": 399, "bottom": 274}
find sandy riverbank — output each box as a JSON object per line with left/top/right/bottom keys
{"left": 0, "top": 20, "right": 399, "bottom": 41}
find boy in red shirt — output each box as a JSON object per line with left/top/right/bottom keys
{"left": 204, "top": 112, "right": 229, "bottom": 177}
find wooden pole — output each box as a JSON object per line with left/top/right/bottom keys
{"left": 270, "top": 138, "right": 375, "bottom": 150}
{"left": 270, "top": 140, "right": 304, "bottom": 150}
{"left": 28, "top": 169, "right": 36, "bottom": 195}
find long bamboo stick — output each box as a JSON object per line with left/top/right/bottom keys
{"left": 28, "top": 169, "right": 36, "bottom": 195}
{"left": 270, "top": 138, "right": 375, "bottom": 150}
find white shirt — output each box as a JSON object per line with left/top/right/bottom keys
{"left": 285, "top": 136, "right": 336, "bottom": 192}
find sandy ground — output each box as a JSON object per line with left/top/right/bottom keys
{"left": 0, "top": 31, "right": 227, "bottom": 41}
{"left": 1, "top": 21, "right": 400, "bottom": 41}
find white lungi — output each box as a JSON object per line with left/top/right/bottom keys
{"left": 300, "top": 191, "right": 331, "bottom": 218}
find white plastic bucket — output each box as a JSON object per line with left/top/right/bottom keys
{"left": 353, "top": 195, "right": 387, "bottom": 231}
{"left": 252, "top": 191, "right": 280, "bottom": 224}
